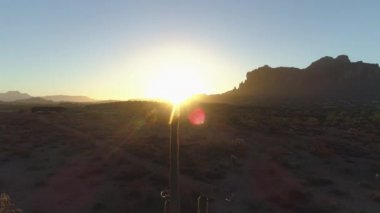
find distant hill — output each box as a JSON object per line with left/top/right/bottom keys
{"left": 204, "top": 55, "right": 380, "bottom": 105}
{"left": 0, "top": 91, "right": 96, "bottom": 103}
{"left": 14, "top": 97, "right": 54, "bottom": 104}
{"left": 43, "top": 95, "right": 95, "bottom": 103}
{"left": 0, "top": 91, "right": 32, "bottom": 102}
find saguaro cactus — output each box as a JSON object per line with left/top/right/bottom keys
{"left": 197, "top": 195, "right": 209, "bottom": 213}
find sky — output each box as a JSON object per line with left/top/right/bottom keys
{"left": 1, "top": 0, "right": 379, "bottom": 100}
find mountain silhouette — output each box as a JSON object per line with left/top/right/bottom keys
{"left": 205, "top": 55, "right": 380, "bottom": 105}
{"left": 14, "top": 97, "right": 54, "bottom": 104}
{"left": 0, "top": 91, "right": 32, "bottom": 102}
{"left": 42, "top": 95, "right": 95, "bottom": 103}
{"left": 0, "top": 91, "right": 95, "bottom": 103}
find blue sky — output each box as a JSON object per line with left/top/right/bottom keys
{"left": 1, "top": 0, "right": 379, "bottom": 100}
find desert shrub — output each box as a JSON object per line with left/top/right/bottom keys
{"left": 310, "top": 143, "right": 335, "bottom": 157}
{"left": 112, "top": 164, "right": 150, "bottom": 182}
{"left": 301, "top": 198, "right": 338, "bottom": 213}
{"left": 262, "top": 116, "right": 289, "bottom": 133}
{"left": 92, "top": 202, "right": 107, "bottom": 211}
{"left": 0, "top": 193, "right": 22, "bottom": 213}
{"left": 8, "top": 149, "right": 31, "bottom": 159}
{"left": 202, "top": 166, "right": 226, "bottom": 182}
{"left": 329, "top": 188, "right": 350, "bottom": 199}
{"left": 305, "top": 117, "right": 320, "bottom": 126}
{"left": 149, "top": 174, "right": 167, "bottom": 189}
{"left": 371, "top": 111, "right": 380, "bottom": 124}
{"left": 229, "top": 114, "right": 252, "bottom": 130}
{"left": 359, "top": 181, "right": 376, "bottom": 189}
{"left": 76, "top": 167, "right": 104, "bottom": 179}
{"left": 333, "top": 143, "right": 369, "bottom": 158}
{"left": 180, "top": 141, "right": 231, "bottom": 182}
{"left": 242, "top": 199, "right": 266, "bottom": 212}
{"left": 370, "top": 191, "right": 380, "bottom": 203}
{"left": 126, "top": 136, "right": 169, "bottom": 165}
{"left": 305, "top": 176, "right": 334, "bottom": 187}
{"left": 268, "top": 188, "right": 313, "bottom": 210}
{"left": 33, "top": 180, "right": 48, "bottom": 188}
{"left": 280, "top": 160, "right": 301, "bottom": 170}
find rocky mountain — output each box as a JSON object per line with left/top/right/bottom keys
{"left": 205, "top": 55, "right": 380, "bottom": 105}
{"left": 0, "top": 91, "right": 32, "bottom": 102}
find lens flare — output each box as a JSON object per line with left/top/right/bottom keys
{"left": 188, "top": 107, "right": 206, "bottom": 125}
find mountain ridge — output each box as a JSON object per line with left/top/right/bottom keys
{"left": 43, "top": 95, "right": 95, "bottom": 103}
{"left": 0, "top": 91, "right": 32, "bottom": 102}
{"left": 0, "top": 91, "right": 96, "bottom": 103}
{"left": 3, "top": 55, "right": 380, "bottom": 105}
{"left": 204, "top": 55, "right": 380, "bottom": 105}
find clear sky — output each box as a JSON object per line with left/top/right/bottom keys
{"left": 1, "top": 0, "right": 379, "bottom": 100}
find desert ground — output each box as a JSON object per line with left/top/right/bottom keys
{"left": 1, "top": 101, "right": 380, "bottom": 212}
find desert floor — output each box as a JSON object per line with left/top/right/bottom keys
{"left": 1, "top": 102, "right": 380, "bottom": 212}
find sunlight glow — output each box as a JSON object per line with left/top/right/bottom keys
{"left": 127, "top": 41, "right": 221, "bottom": 103}
{"left": 144, "top": 58, "right": 209, "bottom": 104}
{"left": 146, "top": 67, "right": 207, "bottom": 104}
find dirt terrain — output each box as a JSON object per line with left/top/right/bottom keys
{"left": 1, "top": 101, "right": 380, "bottom": 212}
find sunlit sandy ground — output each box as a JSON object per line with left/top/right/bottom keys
{"left": 1, "top": 102, "right": 380, "bottom": 212}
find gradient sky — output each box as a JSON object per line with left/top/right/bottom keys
{"left": 1, "top": 0, "right": 379, "bottom": 100}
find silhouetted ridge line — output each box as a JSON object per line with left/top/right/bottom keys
{"left": 205, "top": 55, "right": 380, "bottom": 105}
{"left": 0, "top": 91, "right": 96, "bottom": 103}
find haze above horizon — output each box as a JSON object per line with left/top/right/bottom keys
{"left": 1, "top": 0, "right": 379, "bottom": 100}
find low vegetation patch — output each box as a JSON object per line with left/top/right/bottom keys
{"left": 0, "top": 193, "right": 22, "bottom": 213}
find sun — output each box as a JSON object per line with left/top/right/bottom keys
{"left": 145, "top": 66, "right": 208, "bottom": 104}
{"left": 133, "top": 41, "right": 214, "bottom": 104}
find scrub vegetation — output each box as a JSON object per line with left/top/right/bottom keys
{"left": 0, "top": 101, "right": 380, "bottom": 212}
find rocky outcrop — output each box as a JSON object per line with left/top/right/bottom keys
{"left": 206, "top": 55, "right": 380, "bottom": 105}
